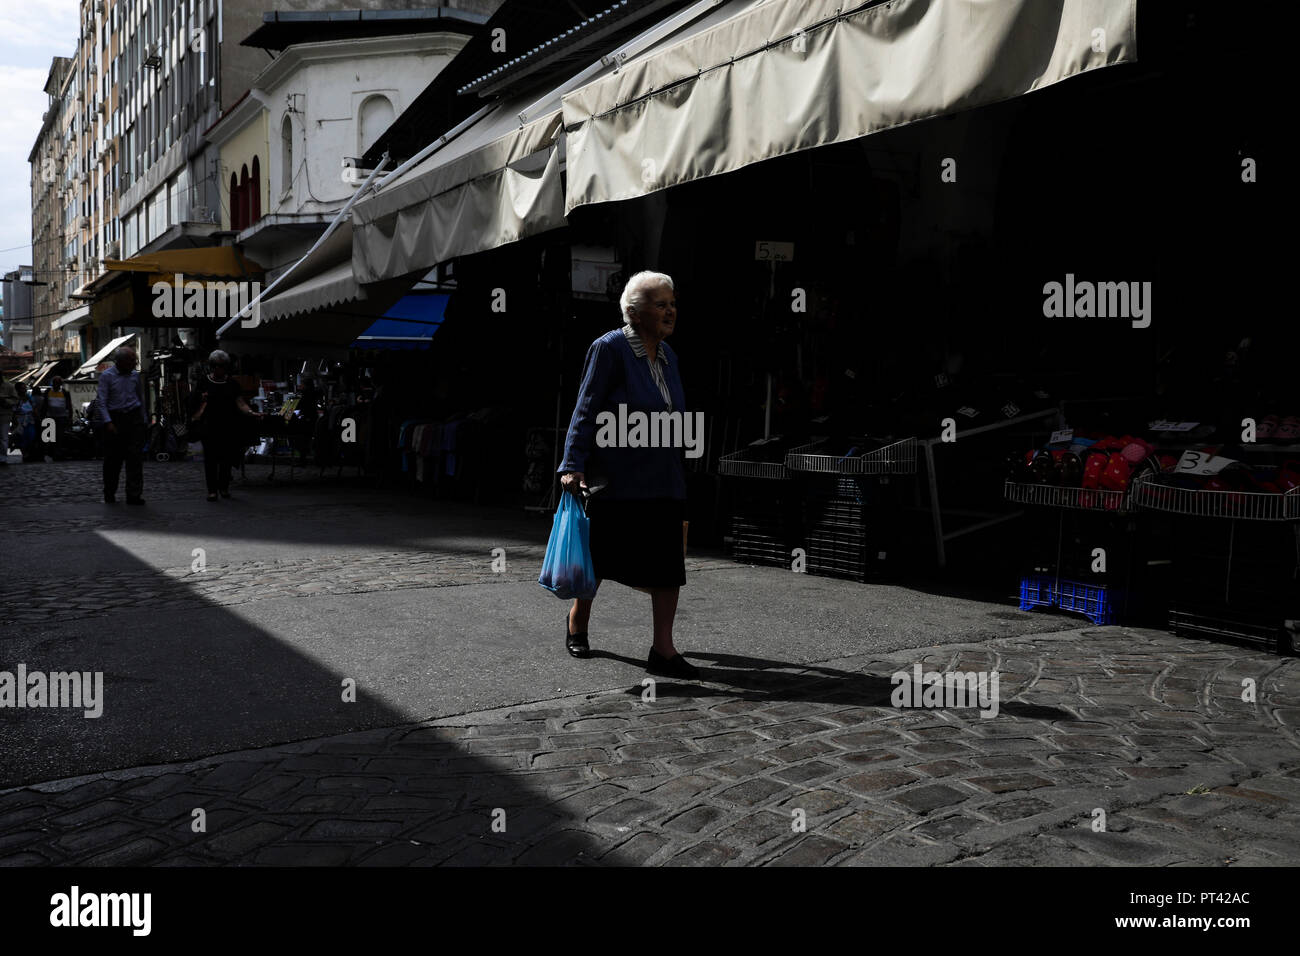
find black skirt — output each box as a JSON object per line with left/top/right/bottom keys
{"left": 586, "top": 496, "right": 686, "bottom": 589}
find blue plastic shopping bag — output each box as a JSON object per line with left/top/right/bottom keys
{"left": 538, "top": 490, "right": 598, "bottom": 600}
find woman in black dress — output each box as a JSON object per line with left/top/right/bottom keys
{"left": 558, "top": 271, "right": 698, "bottom": 680}
{"left": 190, "top": 350, "right": 262, "bottom": 501}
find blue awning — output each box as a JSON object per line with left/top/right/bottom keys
{"left": 350, "top": 292, "right": 449, "bottom": 350}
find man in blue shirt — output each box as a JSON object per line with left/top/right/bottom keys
{"left": 96, "top": 345, "right": 148, "bottom": 504}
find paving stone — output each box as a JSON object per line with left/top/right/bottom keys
{"left": 976, "top": 796, "right": 1055, "bottom": 823}
{"left": 357, "top": 843, "right": 431, "bottom": 866}
{"left": 1056, "top": 830, "right": 1177, "bottom": 865}
{"left": 831, "top": 729, "right": 905, "bottom": 748}
{"left": 669, "top": 841, "right": 742, "bottom": 866}
{"left": 642, "top": 774, "right": 716, "bottom": 803}
{"left": 841, "top": 832, "right": 960, "bottom": 866}
{"left": 519, "top": 768, "right": 590, "bottom": 789}
{"left": 910, "top": 741, "right": 974, "bottom": 757}
{"left": 892, "top": 784, "right": 969, "bottom": 815}
{"left": 201, "top": 821, "right": 295, "bottom": 859}
{"left": 603, "top": 831, "right": 670, "bottom": 864}
{"left": 777, "top": 787, "right": 854, "bottom": 817}
{"left": 254, "top": 844, "right": 359, "bottom": 866}
{"left": 302, "top": 819, "right": 406, "bottom": 840}
{"left": 591, "top": 761, "right": 659, "bottom": 781}
{"left": 662, "top": 805, "right": 726, "bottom": 834}
{"left": 50, "top": 779, "right": 125, "bottom": 805}
{"left": 967, "top": 773, "right": 1053, "bottom": 794}
{"left": 760, "top": 719, "right": 837, "bottom": 740}
{"left": 912, "top": 759, "right": 970, "bottom": 777}
{"left": 549, "top": 785, "right": 628, "bottom": 816}
{"left": 692, "top": 731, "right": 764, "bottom": 752}
{"left": 715, "top": 810, "right": 791, "bottom": 848}
{"left": 662, "top": 752, "right": 727, "bottom": 772}
{"left": 618, "top": 740, "right": 696, "bottom": 760}
{"left": 515, "top": 829, "right": 601, "bottom": 866}
{"left": 531, "top": 748, "right": 607, "bottom": 769}
{"left": 767, "top": 834, "right": 849, "bottom": 866}
{"left": 716, "top": 778, "right": 788, "bottom": 807}
{"left": 242, "top": 775, "right": 308, "bottom": 801}
{"left": 588, "top": 798, "right": 661, "bottom": 829}
{"left": 771, "top": 760, "right": 838, "bottom": 785}
{"left": 835, "top": 749, "right": 905, "bottom": 768}
{"left": 839, "top": 769, "right": 920, "bottom": 794}
{"left": 55, "top": 821, "right": 143, "bottom": 856}
{"left": 825, "top": 809, "right": 905, "bottom": 845}
{"left": 912, "top": 815, "right": 982, "bottom": 841}
{"left": 546, "top": 732, "right": 623, "bottom": 750}
{"left": 714, "top": 756, "right": 779, "bottom": 779}
{"left": 196, "top": 762, "right": 272, "bottom": 790}
{"left": 0, "top": 805, "right": 49, "bottom": 829}
{"left": 81, "top": 837, "right": 169, "bottom": 866}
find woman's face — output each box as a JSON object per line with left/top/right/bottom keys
{"left": 633, "top": 284, "right": 677, "bottom": 339}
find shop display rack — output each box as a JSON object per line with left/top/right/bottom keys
{"left": 1002, "top": 480, "right": 1131, "bottom": 513}
{"left": 784, "top": 436, "right": 917, "bottom": 475}
{"left": 784, "top": 439, "right": 915, "bottom": 584}
{"left": 1004, "top": 471, "right": 1150, "bottom": 626}
{"left": 1131, "top": 474, "right": 1300, "bottom": 522}
{"left": 720, "top": 438, "right": 801, "bottom": 571}
{"left": 1131, "top": 474, "right": 1300, "bottom": 655}
{"left": 718, "top": 440, "right": 791, "bottom": 480}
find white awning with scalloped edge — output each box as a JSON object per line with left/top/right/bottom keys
{"left": 561, "top": 0, "right": 1138, "bottom": 212}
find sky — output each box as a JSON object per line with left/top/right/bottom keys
{"left": 0, "top": 0, "right": 78, "bottom": 281}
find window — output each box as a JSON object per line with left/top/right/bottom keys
{"left": 228, "top": 171, "right": 238, "bottom": 230}
{"left": 357, "top": 94, "right": 394, "bottom": 156}
{"left": 239, "top": 163, "right": 250, "bottom": 230}
{"left": 250, "top": 156, "right": 260, "bottom": 224}
{"left": 280, "top": 115, "right": 292, "bottom": 200}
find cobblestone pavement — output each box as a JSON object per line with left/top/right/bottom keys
{"left": 2, "top": 627, "right": 1297, "bottom": 866}
{"left": 0, "top": 459, "right": 736, "bottom": 627}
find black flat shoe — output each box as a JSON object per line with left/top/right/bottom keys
{"left": 565, "top": 613, "right": 590, "bottom": 658}
{"left": 126, "top": 497, "right": 146, "bottom": 506}
{"left": 647, "top": 648, "right": 701, "bottom": 680}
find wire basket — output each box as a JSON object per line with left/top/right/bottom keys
{"left": 718, "top": 439, "right": 791, "bottom": 479}
{"left": 1003, "top": 480, "right": 1132, "bottom": 513}
{"left": 1131, "top": 474, "right": 1300, "bottom": 522}
{"left": 784, "top": 436, "right": 917, "bottom": 475}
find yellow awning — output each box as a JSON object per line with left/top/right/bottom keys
{"left": 103, "top": 247, "right": 265, "bottom": 287}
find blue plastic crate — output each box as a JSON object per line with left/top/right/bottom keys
{"left": 1019, "top": 575, "right": 1119, "bottom": 626}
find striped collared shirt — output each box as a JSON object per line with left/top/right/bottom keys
{"left": 622, "top": 323, "right": 672, "bottom": 411}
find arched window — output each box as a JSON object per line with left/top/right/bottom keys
{"left": 250, "top": 156, "right": 261, "bottom": 223}
{"left": 229, "top": 171, "right": 239, "bottom": 230}
{"left": 280, "top": 115, "right": 293, "bottom": 200}
{"left": 239, "top": 164, "right": 250, "bottom": 232}
{"left": 357, "top": 94, "right": 394, "bottom": 157}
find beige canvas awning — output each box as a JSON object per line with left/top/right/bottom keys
{"left": 561, "top": 0, "right": 1138, "bottom": 212}
{"left": 350, "top": 109, "right": 566, "bottom": 284}
{"left": 258, "top": 261, "right": 367, "bottom": 324}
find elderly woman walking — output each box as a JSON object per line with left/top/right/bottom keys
{"left": 558, "top": 270, "right": 699, "bottom": 680}
{"left": 189, "top": 350, "right": 262, "bottom": 501}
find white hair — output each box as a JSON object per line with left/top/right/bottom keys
{"left": 208, "top": 349, "right": 231, "bottom": 366}
{"left": 619, "top": 270, "right": 674, "bottom": 326}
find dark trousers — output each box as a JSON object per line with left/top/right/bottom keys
{"left": 103, "top": 411, "right": 146, "bottom": 499}
{"left": 201, "top": 433, "right": 240, "bottom": 493}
